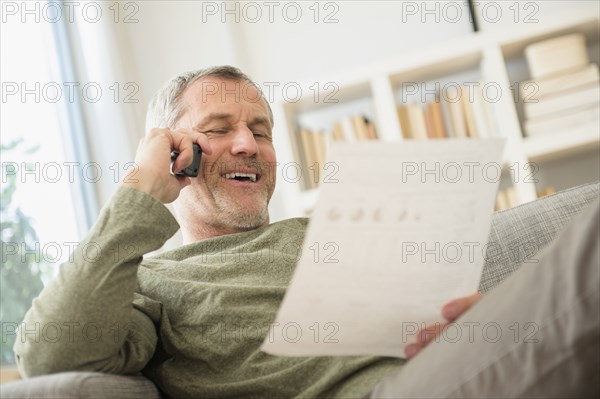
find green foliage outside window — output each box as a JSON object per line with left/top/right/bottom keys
{"left": 1, "top": 140, "right": 48, "bottom": 364}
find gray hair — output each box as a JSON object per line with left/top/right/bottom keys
{"left": 145, "top": 65, "right": 274, "bottom": 131}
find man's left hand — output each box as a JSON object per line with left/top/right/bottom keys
{"left": 404, "top": 292, "right": 484, "bottom": 359}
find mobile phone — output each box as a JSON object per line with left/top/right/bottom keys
{"left": 170, "top": 144, "right": 202, "bottom": 177}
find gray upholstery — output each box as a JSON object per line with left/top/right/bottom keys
{"left": 479, "top": 181, "right": 599, "bottom": 293}
{"left": 2, "top": 181, "right": 598, "bottom": 398}
{"left": 0, "top": 372, "right": 161, "bottom": 398}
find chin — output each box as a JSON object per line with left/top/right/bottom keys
{"left": 221, "top": 207, "right": 269, "bottom": 230}
{"left": 213, "top": 195, "right": 269, "bottom": 229}
{"left": 213, "top": 190, "right": 271, "bottom": 229}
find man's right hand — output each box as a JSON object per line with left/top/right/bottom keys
{"left": 122, "top": 128, "right": 212, "bottom": 203}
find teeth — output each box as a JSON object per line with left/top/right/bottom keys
{"left": 225, "top": 172, "right": 257, "bottom": 182}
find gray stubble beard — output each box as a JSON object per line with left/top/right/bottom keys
{"left": 210, "top": 183, "right": 271, "bottom": 230}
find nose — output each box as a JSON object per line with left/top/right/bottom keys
{"left": 230, "top": 125, "right": 259, "bottom": 157}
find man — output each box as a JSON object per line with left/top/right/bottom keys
{"left": 14, "top": 66, "right": 599, "bottom": 398}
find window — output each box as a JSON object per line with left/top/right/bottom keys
{"left": 1, "top": 1, "right": 96, "bottom": 366}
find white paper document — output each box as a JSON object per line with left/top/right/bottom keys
{"left": 262, "top": 139, "right": 506, "bottom": 358}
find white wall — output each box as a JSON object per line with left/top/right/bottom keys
{"left": 106, "top": 0, "right": 598, "bottom": 221}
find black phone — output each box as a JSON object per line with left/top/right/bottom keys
{"left": 170, "top": 144, "right": 202, "bottom": 177}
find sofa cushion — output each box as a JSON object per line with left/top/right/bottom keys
{"left": 0, "top": 372, "right": 161, "bottom": 399}
{"left": 479, "top": 181, "right": 600, "bottom": 293}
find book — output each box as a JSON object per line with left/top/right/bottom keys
{"left": 406, "top": 103, "right": 428, "bottom": 139}
{"left": 428, "top": 100, "right": 447, "bottom": 138}
{"left": 397, "top": 105, "right": 412, "bottom": 139}
{"left": 524, "top": 104, "right": 600, "bottom": 137}
{"left": 423, "top": 103, "right": 437, "bottom": 139}
{"left": 537, "top": 187, "right": 556, "bottom": 198}
{"left": 398, "top": 104, "right": 428, "bottom": 139}
{"left": 313, "top": 130, "right": 327, "bottom": 172}
{"left": 523, "top": 82, "right": 600, "bottom": 119}
{"left": 351, "top": 115, "right": 370, "bottom": 140}
{"left": 440, "top": 95, "right": 456, "bottom": 138}
{"left": 461, "top": 86, "right": 479, "bottom": 138}
{"left": 331, "top": 122, "right": 345, "bottom": 141}
{"left": 494, "top": 187, "right": 519, "bottom": 211}
{"left": 524, "top": 33, "right": 589, "bottom": 79}
{"left": 299, "top": 128, "right": 317, "bottom": 189}
{"left": 505, "top": 187, "right": 518, "bottom": 208}
{"left": 340, "top": 117, "right": 357, "bottom": 142}
{"left": 495, "top": 189, "right": 509, "bottom": 211}
{"left": 520, "top": 64, "right": 599, "bottom": 101}
{"left": 365, "top": 118, "right": 378, "bottom": 140}
{"left": 445, "top": 86, "right": 467, "bottom": 138}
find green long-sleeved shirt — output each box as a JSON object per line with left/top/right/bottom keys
{"left": 14, "top": 187, "right": 404, "bottom": 398}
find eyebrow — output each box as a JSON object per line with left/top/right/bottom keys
{"left": 194, "top": 113, "right": 231, "bottom": 130}
{"left": 248, "top": 116, "right": 272, "bottom": 129}
{"left": 194, "top": 113, "right": 272, "bottom": 131}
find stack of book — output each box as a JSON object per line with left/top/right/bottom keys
{"left": 330, "top": 115, "right": 379, "bottom": 142}
{"left": 537, "top": 186, "right": 556, "bottom": 198}
{"left": 296, "top": 115, "right": 378, "bottom": 189}
{"left": 521, "top": 34, "right": 599, "bottom": 138}
{"left": 396, "top": 83, "right": 497, "bottom": 139}
{"left": 495, "top": 185, "right": 556, "bottom": 211}
{"left": 495, "top": 187, "right": 519, "bottom": 211}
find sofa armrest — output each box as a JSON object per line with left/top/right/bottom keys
{"left": 479, "top": 181, "right": 600, "bottom": 293}
{"left": 0, "top": 372, "right": 161, "bottom": 399}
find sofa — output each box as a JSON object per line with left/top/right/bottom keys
{"left": 2, "top": 181, "right": 599, "bottom": 399}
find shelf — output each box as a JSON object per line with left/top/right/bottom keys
{"left": 274, "top": 11, "right": 600, "bottom": 218}
{"left": 498, "top": 15, "right": 600, "bottom": 59}
{"left": 523, "top": 128, "right": 600, "bottom": 162}
{"left": 283, "top": 80, "right": 372, "bottom": 114}
{"left": 388, "top": 49, "right": 483, "bottom": 86}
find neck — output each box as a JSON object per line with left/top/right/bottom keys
{"left": 179, "top": 217, "right": 270, "bottom": 244}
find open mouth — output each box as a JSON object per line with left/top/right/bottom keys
{"left": 224, "top": 172, "right": 259, "bottom": 183}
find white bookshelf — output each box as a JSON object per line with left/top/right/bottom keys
{"left": 272, "top": 12, "right": 600, "bottom": 218}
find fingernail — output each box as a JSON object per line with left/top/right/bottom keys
{"left": 405, "top": 344, "right": 419, "bottom": 358}
{"left": 443, "top": 304, "right": 456, "bottom": 319}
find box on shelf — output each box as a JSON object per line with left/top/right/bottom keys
{"left": 524, "top": 33, "right": 589, "bottom": 80}
{"left": 523, "top": 82, "right": 600, "bottom": 119}
{"left": 521, "top": 33, "right": 599, "bottom": 138}
{"left": 524, "top": 104, "right": 600, "bottom": 137}
{"left": 520, "top": 64, "right": 599, "bottom": 101}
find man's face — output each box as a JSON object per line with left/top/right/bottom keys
{"left": 174, "top": 77, "right": 276, "bottom": 233}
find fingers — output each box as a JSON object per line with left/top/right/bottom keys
{"left": 169, "top": 131, "right": 195, "bottom": 173}
{"left": 442, "top": 292, "right": 484, "bottom": 321}
{"left": 171, "top": 128, "right": 214, "bottom": 173}
{"left": 191, "top": 130, "right": 212, "bottom": 155}
{"left": 404, "top": 343, "right": 421, "bottom": 359}
{"left": 172, "top": 128, "right": 213, "bottom": 155}
{"left": 416, "top": 321, "right": 448, "bottom": 346}
{"left": 405, "top": 292, "right": 484, "bottom": 360}
{"left": 175, "top": 174, "right": 191, "bottom": 189}
{"left": 154, "top": 128, "right": 205, "bottom": 173}
{"left": 404, "top": 321, "right": 448, "bottom": 359}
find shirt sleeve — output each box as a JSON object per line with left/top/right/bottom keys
{"left": 14, "top": 186, "right": 180, "bottom": 377}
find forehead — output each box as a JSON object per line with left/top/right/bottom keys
{"left": 181, "top": 77, "right": 268, "bottom": 118}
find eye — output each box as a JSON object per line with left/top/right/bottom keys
{"left": 252, "top": 130, "right": 272, "bottom": 140}
{"left": 206, "top": 129, "right": 227, "bottom": 134}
